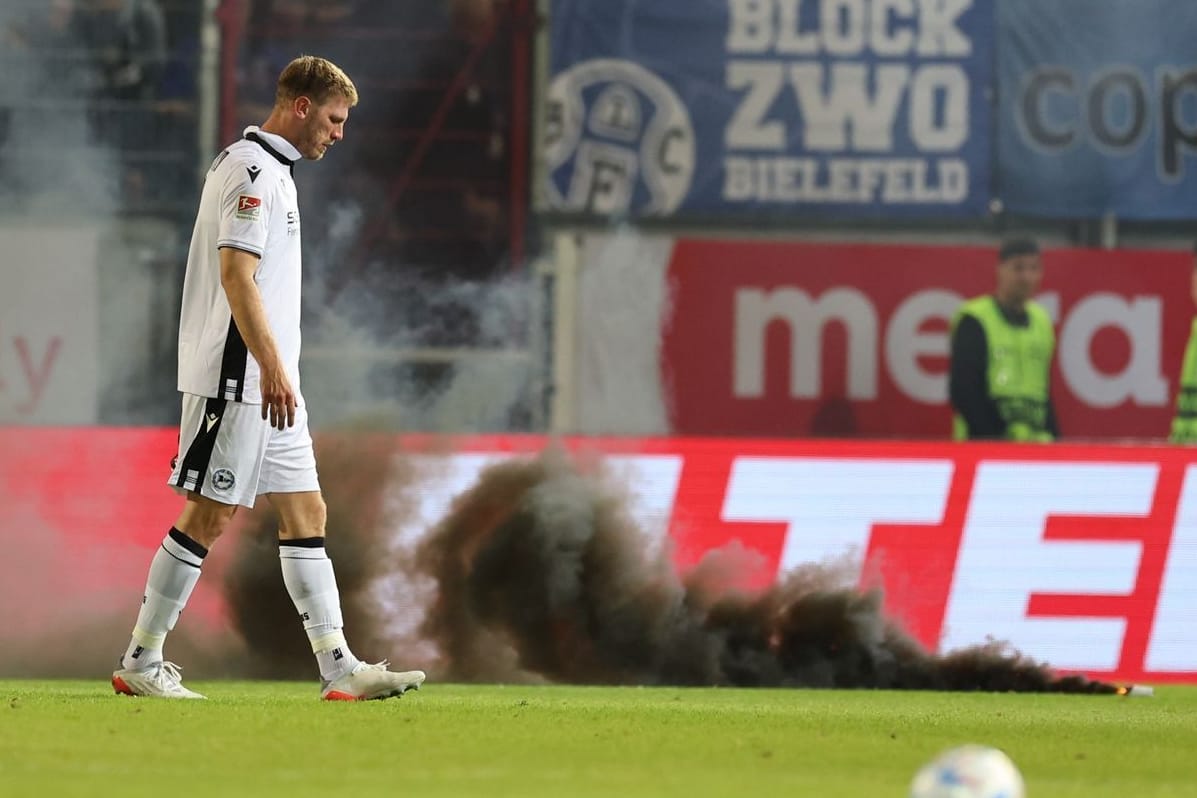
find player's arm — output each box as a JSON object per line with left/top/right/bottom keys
{"left": 219, "top": 247, "right": 295, "bottom": 430}
{"left": 948, "top": 314, "right": 1005, "bottom": 439}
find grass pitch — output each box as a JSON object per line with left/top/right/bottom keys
{"left": 0, "top": 681, "right": 1193, "bottom": 798}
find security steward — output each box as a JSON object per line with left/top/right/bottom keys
{"left": 949, "top": 238, "right": 1059, "bottom": 442}
{"left": 1170, "top": 245, "right": 1197, "bottom": 443}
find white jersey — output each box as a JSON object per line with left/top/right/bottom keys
{"left": 177, "top": 126, "right": 303, "bottom": 404}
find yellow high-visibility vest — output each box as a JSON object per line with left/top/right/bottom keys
{"left": 1170, "top": 318, "right": 1197, "bottom": 444}
{"left": 952, "top": 296, "right": 1055, "bottom": 442}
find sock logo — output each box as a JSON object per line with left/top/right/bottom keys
{"left": 332, "top": 648, "right": 344, "bottom": 661}
{"left": 132, "top": 646, "right": 144, "bottom": 659}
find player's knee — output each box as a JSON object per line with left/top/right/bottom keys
{"left": 177, "top": 495, "right": 237, "bottom": 548}
{"left": 277, "top": 495, "right": 327, "bottom": 539}
{"left": 189, "top": 512, "right": 233, "bottom": 548}
{"left": 305, "top": 497, "right": 328, "bottom": 537}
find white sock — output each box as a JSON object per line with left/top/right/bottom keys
{"left": 121, "top": 528, "right": 206, "bottom": 671}
{"left": 279, "top": 538, "right": 360, "bottom": 682}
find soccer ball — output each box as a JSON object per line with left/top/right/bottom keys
{"left": 908, "top": 744, "right": 1026, "bottom": 798}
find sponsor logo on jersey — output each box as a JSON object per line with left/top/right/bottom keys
{"left": 246, "top": 164, "right": 261, "bottom": 183}
{"left": 235, "top": 194, "right": 262, "bottom": 221}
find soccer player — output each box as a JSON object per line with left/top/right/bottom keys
{"left": 111, "top": 56, "right": 425, "bottom": 700}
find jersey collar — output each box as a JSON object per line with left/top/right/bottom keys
{"left": 243, "top": 126, "right": 302, "bottom": 171}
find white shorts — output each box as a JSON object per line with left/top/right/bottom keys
{"left": 167, "top": 393, "right": 320, "bottom": 508}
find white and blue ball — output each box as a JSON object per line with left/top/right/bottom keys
{"left": 909, "top": 744, "right": 1026, "bottom": 798}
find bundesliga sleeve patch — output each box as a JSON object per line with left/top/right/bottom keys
{"left": 235, "top": 194, "right": 262, "bottom": 221}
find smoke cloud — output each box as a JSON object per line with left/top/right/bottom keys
{"left": 0, "top": 1, "right": 189, "bottom": 425}
{"left": 0, "top": 2, "right": 116, "bottom": 215}
{"left": 412, "top": 449, "right": 1112, "bottom": 693}
{"left": 224, "top": 439, "right": 1115, "bottom": 694}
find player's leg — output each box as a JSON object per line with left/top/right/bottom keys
{"left": 261, "top": 405, "right": 424, "bottom": 700}
{"left": 268, "top": 489, "right": 425, "bottom": 700}
{"left": 112, "top": 493, "right": 235, "bottom": 699}
{"left": 269, "top": 489, "right": 358, "bottom": 678}
{"left": 113, "top": 396, "right": 266, "bottom": 699}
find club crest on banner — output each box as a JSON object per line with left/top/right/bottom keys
{"left": 545, "top": 59, "right": 695, "bottom": 217}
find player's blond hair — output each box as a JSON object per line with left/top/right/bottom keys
{"left": 276, "top": 55, "right": 359, "bottom": 107}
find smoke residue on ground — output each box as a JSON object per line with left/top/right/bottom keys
{"left": 411, "top": 448, "right": 1113, "bottom": 693}
{"left": 221, "top": 439, "right": 1114, "bottom": 694}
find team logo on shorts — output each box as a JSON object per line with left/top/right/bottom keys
{"left": 212, "top": 468, "right": 237, "bottom": 492}
{"left": 545, "top": 59, "right": 695, "bottom": 217}
{"left": 235, "top": 194, "right": 262, "bottom": 221}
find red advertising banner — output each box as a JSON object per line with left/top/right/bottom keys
{"left": 654, "top": 436, "right": 1197, "bottom": 685}
{"left": 3, "top": 428, "right": 1197, "bottom": 684}
{"left": 0, "top": 428, "right": 227, "bottom": 654}
{"left": 661, "top": 240, "right": 1192, "bottom": 440}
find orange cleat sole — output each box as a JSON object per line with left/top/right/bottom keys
{"left": 321, "top": 691, "right": 360, "bottom": 701}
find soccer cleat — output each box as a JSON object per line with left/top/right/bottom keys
{"left": 320, "top": 660, "right": 426, "bottom": 701}
{"left": 112, "top": 660, "right": 206, "bottom": 700}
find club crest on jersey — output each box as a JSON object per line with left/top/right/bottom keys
{"left": 212, "top": 468, "right": 236, "bottom": 492}
{"left": 235, "top": 194, "right": 262, "bottom": 221}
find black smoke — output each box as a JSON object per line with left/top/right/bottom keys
{"left": 223, "top": 439, "right": 1115, "bottom": 693}
{"left": 413, "top": 448, "right": 1114, "bottom": 693}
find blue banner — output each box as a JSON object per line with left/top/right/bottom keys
{"left": 546, "top": 0, "right": 994, "bottom": 219}
{"left": 998, "top": 0, "right": 1197, "bottom": 219}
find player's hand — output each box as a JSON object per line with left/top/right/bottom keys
{"left": 259, "top": 366, "right": 297, "bottom": 431}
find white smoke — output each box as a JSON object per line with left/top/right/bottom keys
{"left": 0, "top": 1, "right": 189, "bottom": 425}
{"left": 572, "top": 225, "right": 674, "bottom": 435}
{"left": 0, "top": 2, "right": 118, "bottom": 214}
{"left": 298, "top": 198, "right": 538, "bottom": 433}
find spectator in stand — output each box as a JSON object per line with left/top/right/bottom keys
{"left": 4, "top": 0, "right": 91, "bottom": 97}
{"left": 1169, "top": 244, "right": 1197, "bottom": 443}
{"left": 83, "top": 0, "right": 167, "bottom": 102}
{"left": 949, "top": 238, "right": 1059, "bottom": 442}
{"left": 0, "top": 0, "right": 98, "bottom": 205}
{"left": 80, "top": 0, "right": 168, "bottom": 208}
